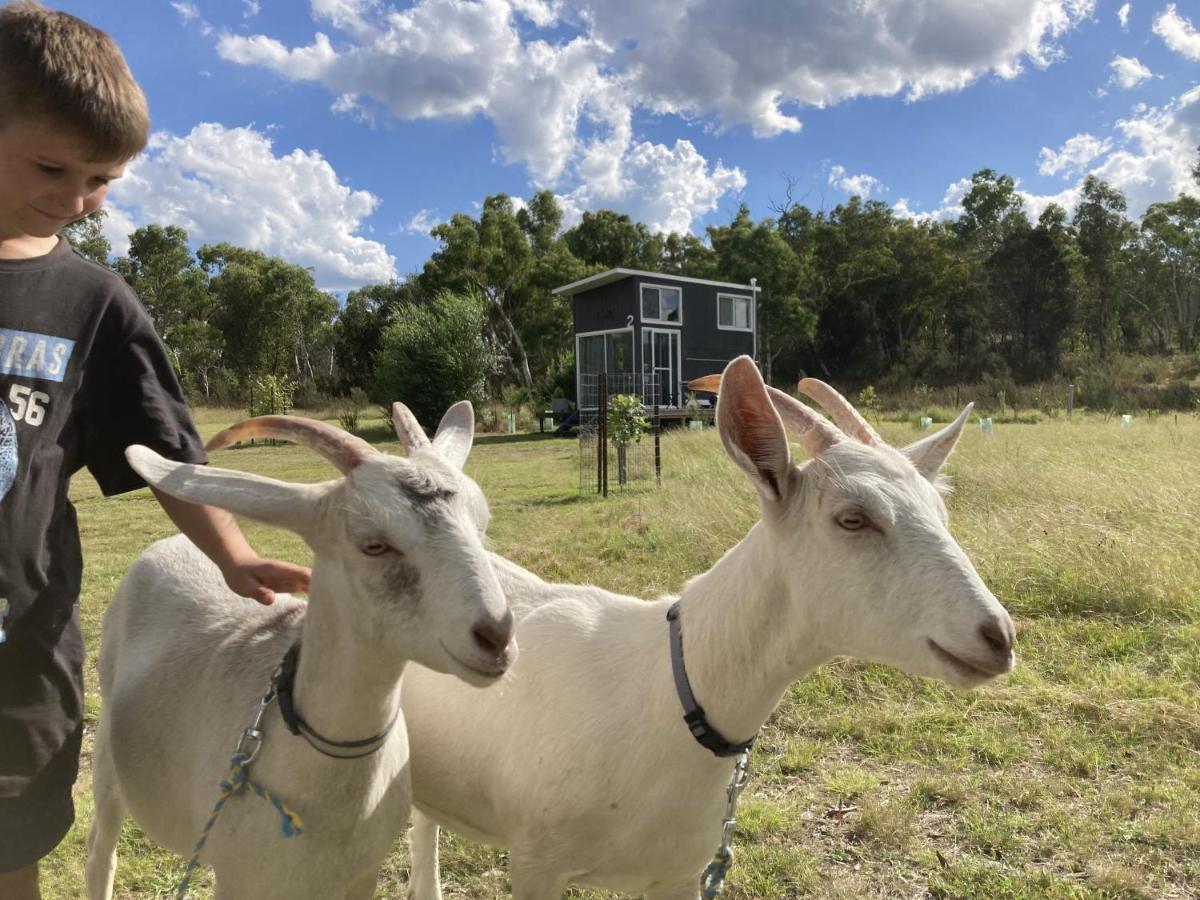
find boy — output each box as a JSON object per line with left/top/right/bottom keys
{"left": 0, "top": 3, "right": 311, "bottom": 896}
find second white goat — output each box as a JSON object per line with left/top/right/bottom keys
{"left": 400, "top": 356, "right": 1015, "bottom": 899}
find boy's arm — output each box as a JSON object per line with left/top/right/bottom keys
{"left": 151, "top": 488, "right": 311, "bottom": 606}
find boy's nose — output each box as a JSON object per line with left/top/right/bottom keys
{"left": 50, "top": 189, "right": 87, "bottom": 218}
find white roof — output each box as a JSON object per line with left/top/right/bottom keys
{"left": 552, "top": 267, "right": 761, "bottom": 297}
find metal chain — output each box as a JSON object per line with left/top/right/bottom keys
{"left": 699, "top": 750, "right": 751, "bottom": 898}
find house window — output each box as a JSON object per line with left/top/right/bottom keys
{"left": 718, "top": 294, "right": 753, "bottom": 332}
{"left": 640, "top": 284, "right": 682, "bottom": 324}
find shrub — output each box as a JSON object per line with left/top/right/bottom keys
{"left": 370, "top": 291, "right": 498, "bottom": 427}
{"left": 1159, "top": 380, "right": 1199, "bottom": 411}
{"left": 247, "top": 374, "right": 295, "bottom": 418}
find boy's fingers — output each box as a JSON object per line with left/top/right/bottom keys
{"left": 254, "top": 586, "right": 275, "bottom": 606}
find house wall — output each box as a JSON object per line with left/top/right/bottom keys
{"left": 572, "top": 280, "right": 638, "bottom": 334}
{"left": 627, "top": 275, "right": 755, "bottom": 384}
{"left": 572, "top": 273, "right": 755, "bottom": 403}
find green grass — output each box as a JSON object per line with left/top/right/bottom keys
{"left": 43, "top": 411, "right": 1200, "bottom": 898}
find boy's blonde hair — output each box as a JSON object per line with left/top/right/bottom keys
{"left": 0, "top": 0, "right": 148, "bottom": 161}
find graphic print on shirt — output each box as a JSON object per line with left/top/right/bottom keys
{"left": 0, "top": 401, "right": 14, "bottom": 642}
{"left": 0, "top": 399, "right": 14, "bottom": 502}
{"left": 0, "top": 327, "right": 76, "bottom": 430}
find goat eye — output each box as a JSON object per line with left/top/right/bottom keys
{"left": 362, "top": 541, "right": 390, "bottom": 556}
{"left": 837, "top": 512, "right": 866, "bottom": 531}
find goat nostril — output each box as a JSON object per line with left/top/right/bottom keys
{"left": 472, "top": 620, "right": 512, "bottom": 657}
{"left": 979, "top": 619, "right": 1012, "bottom": 656}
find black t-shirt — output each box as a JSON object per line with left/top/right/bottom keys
{"left": 0, "top": 238, "right": 206, "bottom": 796}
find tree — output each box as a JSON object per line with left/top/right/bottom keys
{"left": 198, "top": 243, "right": 337, "bottom": 385}
{"left": 1140, "top": 195, "right": 1200, "bottom": 352}
{"left": 563, "top": 209, "right": 661, "bottom": 270}
{"left": 115, "top": 224, "right": 224, "bottom": 397}
{"left": 1073, "top": 176, "right": 1134, "bottom": 358}
{"left": 333, "top": 280, "right": 420, "bottom": 392}
{"left": 60, "top": 208, "right": 111, "bottom": 265}
{"left": 371, "top": 291, "right": 497, "bottom": 425}
{"left": 708, "top": 205, "right": 812, "bottom": 383}
{"left": 422, "top": 195, "right": 536, "bottom": 387}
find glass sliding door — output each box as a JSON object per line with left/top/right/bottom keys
{"left": 577, "top": 329, "right": 634, "bottom": 407}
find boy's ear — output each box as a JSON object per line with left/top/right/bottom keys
{"left": 127, "top": 446, "right": 330, "bottom": 542}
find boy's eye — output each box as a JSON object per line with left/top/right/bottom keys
{"left": 36, "top": 163, "right": 62, "bottom": 175}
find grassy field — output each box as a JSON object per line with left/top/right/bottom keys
{"left": 43, "top": 408, "right": 1200, "bottom": 899}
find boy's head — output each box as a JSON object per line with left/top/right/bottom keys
{"left": 0, "top": 1, "right": 148, "bottom": 161}
{"left": 0, "top": 1, "right": 145, "bottom": 248}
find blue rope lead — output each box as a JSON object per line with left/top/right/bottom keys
{"left": 700, "top": 846, "right": 733, "bottom": 898}
{"left": 176, "top": 752, "right": 304, "bottom": 898}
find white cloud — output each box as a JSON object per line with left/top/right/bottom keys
{"left": 561, "top": 139, "right": 746, "bottom": 235}
{"left": 891, "top": 177, "right": 973, "bottom": 223}
{"left": 1109, "top": 54, "right": 1153, "bottom": 89}
{"left": 214, "top": 0, "right": 1094, "bottom": 235}
{"left": 828, "top": 164, "right": 885, "bottom": 198}
{"left": 1038, "top": 133, "right": 1114, "bottom": 176}
{"left": 1118, "top": 2, "right": 1131, "bottom": 29}
{"left": 106, "top": 123, "right": 395, "bottom": 289}
{"left": 1154, "top": 4, "right": 1200, "bottom": 60}
{"left": 242, "top": 0, "right": 261, "bottom": 17}
{"left": 403, "top": 209, "right": 444, "bottom": 235}
{"left": 172, "top": 1, "right": 213, "bottom": 35}
{"left": 1022, "top": 87, "right": 1200, "bottom": 220}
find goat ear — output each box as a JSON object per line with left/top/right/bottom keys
{"left": 901, "top": 403, "right": 973, "bottom": 479}
{"left": 127, "top": 446, "right": 328, "bottom": 539}
{"left": 716, "top": 356, "right": 791, "bottom": 504}
{"left": 432, "top": 401, "right": 475, "bottom": 470}
{"left": 392, "top": 402, "right": 432, "bottom": 453}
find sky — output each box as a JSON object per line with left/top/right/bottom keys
{"left": 58, "top": 0, "right": 1200, "bottom": 292}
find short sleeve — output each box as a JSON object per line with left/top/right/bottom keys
{"left": 80, "top": 290, "right": 207, "bottom": 496}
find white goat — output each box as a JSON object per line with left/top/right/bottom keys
{"left": 398, "top": 356, "right": 1015, "bottom": 899}
{"left": 85, "top": 404, "right": 517, "bottom": 899}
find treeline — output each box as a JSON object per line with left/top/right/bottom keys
{"left": 68, "top": 159, "right": 1200, "bottom": 422}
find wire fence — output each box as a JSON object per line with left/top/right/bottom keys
{"left": 578, "top": 373, "right": 663, "bottom": 496}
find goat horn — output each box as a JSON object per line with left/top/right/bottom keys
{"left": 206, "top": 415, "right": 378, "bottom": 475}
{"left": 797, "top": 378, "right": 882, "bottom": 447}
{"left": 687, "top": 373, "right": 843, "bottom": 456}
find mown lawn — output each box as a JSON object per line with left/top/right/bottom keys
{"left": 44, "top": 409, "right": 1200, "bottom": 898}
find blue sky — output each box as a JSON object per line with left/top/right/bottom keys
{"left": 59, "top": 0, "right": 1200, "bottom": 291}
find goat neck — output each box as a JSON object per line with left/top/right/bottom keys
{"left": 672, "top": 517, "right": 827, "bottom": 751}
{"left": 289, "top": 561, "right": 408, "bottom": 748}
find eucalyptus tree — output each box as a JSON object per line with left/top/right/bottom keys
{"left": 1139, "top": 195, "right": 1200, "bottom": 352}
{"left": 707, "top": 204, "right": 813, "bottom": 383}
{"left": 1073, "top": 176, "right": 1135, "bottom": 358}
{"left": 198, "top": 243, "right": 337, "bottom": 385}
{"left": 60, "top": 208, "right": 111, "bottom": 266}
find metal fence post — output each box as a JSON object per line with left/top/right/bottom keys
{"left": 598, "top": 373, "right": 608, "bottom": 498}
{"left": 653, "top": 403, "right": 661, "bottom": 488}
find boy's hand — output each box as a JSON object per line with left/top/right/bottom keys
{"left": 221, "top": 556, "right": 311, "bottom": 606}
{"left": 151, "top": 488, "right": 312, "bottom": 606}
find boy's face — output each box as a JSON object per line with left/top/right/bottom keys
{"left": 0, "top": 117, "right": 127, "bottom": 245}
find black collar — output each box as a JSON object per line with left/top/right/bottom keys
{"left": 274, "top": 642, "right": 400, "bottom": 760}
{"left": 666, "top": 602, "right": 757, "bottom": 758}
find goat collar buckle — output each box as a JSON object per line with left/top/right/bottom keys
{"left": 666, "top": 602, "right": 757, "bottom": 758}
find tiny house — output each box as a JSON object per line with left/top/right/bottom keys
{"left": 553, "top": 268, "right": 759, "bottom": 408}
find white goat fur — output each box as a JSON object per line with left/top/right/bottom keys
{"left": 401, "top": 357, "right": 1016, "bottom": 899}
{"left": 85, "top": 403, "right": 516, "bottom": 900}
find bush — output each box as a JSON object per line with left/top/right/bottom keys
{"left": 247, "top": 374, "right": 295, "bottom": 418}
{"left": 1159, "top": 380, "right": 1199, "bottom": 411}
{"left": 370, "top": 291, "right": 498, "bottom": 427}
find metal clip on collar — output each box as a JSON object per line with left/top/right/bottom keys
{"left": 234, "top": 664, "right": 281, "bottom": 766}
